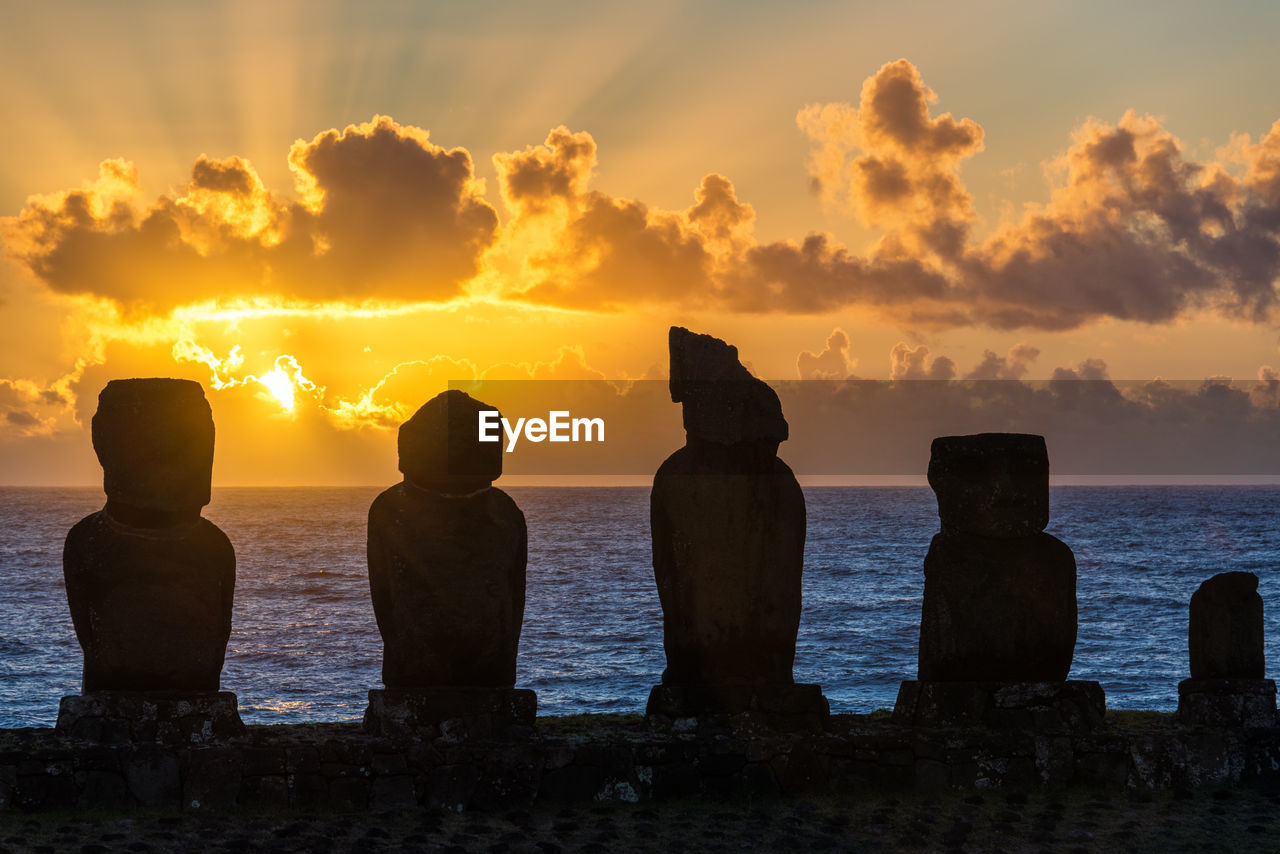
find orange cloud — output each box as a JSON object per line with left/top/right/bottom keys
{"left": 492, "top": 128, "right": 958, "bottom": 316}
{"left": 798, "top": 58, "right": 984, "bottom": 260}
{"left": 4, "top": 117, "right": 497, "bottom": 311}
{"left": 963, "top": 343, "right": 1040, "bottom": 380}
{"left": 796, "top": 328, "right": 856, "bottom": 379}
{"left": 968, "top": 111, "right": 1280, "bottom": 328}
{"left": 493, "top": 127, "right": 717, "bottom": 310}
{"left": 3, "top": 68, "right": 1279, "bottom": 333}
{"left": 889, "top": 342, "right": 956, "bottom": 380}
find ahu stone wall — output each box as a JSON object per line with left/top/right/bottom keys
{"left": 3, "top": 715, "right": 1280, "bottom": 813}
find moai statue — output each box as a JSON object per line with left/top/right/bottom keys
{"left": 364, "top": 389, "right": 535, "bottom": 739}
{"left": 646, "top": 327, "right": 827, "bottom": 726}
{"left": 895, "top": 433, "right": 1104, "bottom": 731}
{"left": 58, "top": 378, "right": 242, "bottom": 743}
{"left": 1177, "top": 572, "right": 1276, "bottom": 727}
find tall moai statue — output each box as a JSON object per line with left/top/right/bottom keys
{"left": 1176, "top": 572, "right": 1276, "bottom": 727}
{"left": 646, "top": 327, "right": 828, "bottom": 726}
{"left": 894, "top": 433, "right": 1105, "bottom": 731}
{"left": 58, "top": 378, "right": 243, "bottom": 743}
{"left": 364, "top": 389, "right": 535, "bottom": 739}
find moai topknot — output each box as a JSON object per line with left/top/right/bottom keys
{"left": 365, "top": 389, "right": 534, "bottom": 738}
{"left": 646, "top": 327, "right": 827, "bottom": 724}
{"left": 896, "top": 433, "right": 1103, "bottom": 731}
{"left": 1177, "top": 571, "right": 1276, "bottom": 727}
{"left": 59, "top": 378, "right": 241, "bottom": 743}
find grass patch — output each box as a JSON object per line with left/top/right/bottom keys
{"left": 1107, "top": 709, "right": 1176, "bottom": 732}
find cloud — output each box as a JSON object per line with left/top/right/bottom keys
{"left": 964, "top": 343, "right": 1040, "bottom": 380}
{"left": 493, "top": 61, "right": 1280, "bottom": 327}
{"left": 492, "top": 126, "right": 598, "bottom": 218}
{"left": 797, "top": 328, "right": 856, "bottom": 379}
{"left": 0, "top": 352, "right": 96, "bottom": 437}
{"left": 4, "top": 68, "right": 1279, "bottom": 332}
{"left": 491, "top": 126, "right": 960, "bottom": 315}
{"left": 493, "top": 127, "right": 718, "bottom": 310}
{"left": 726, "top": 235, "right": 956, "bottom": 315}
{"left": 795, "top": 63, "right": 1280, "bottom": 329}
{"left": 168, "top": 328, "right": 617, "bottom": 433}
{"left": 327, "top": 355, "right": 481, "bottom": 430}
{"left": 798, "top": 58, "right": 984, "bottom": 260}
{"left": 889, "top": 342, "right": 956, "bottom": 380}
{"left": 1251, "top": 364, "right": 1280, "bottom": 409}
{"left": 3, "top": 117, "right": 497, "bottom": 310}
{"left": 966, "top": 112, "right": 1280, "bottom": 328}
{"left": 481, "top": 345, "right": 609, "bottom": 382}
{"left": 0, "top": 381, "right": 50, "bottom": 434}
{"left": 776, "top": 360, "right": 1280, "bottom": 477}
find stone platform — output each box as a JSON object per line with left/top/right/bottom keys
{"left": 893, "top": 681, "right": 1106, "bottom": 733}
{"left": 363, "top": 688, "right": 537, "bottom": 741}
{"left": 55, "top": 692, "right": 245, "bottom": 745}
{"left": 7, "top": 710, "right": 1280, "bottom": 811}
{"left": 1177, "top": 679, "right": 1277, "bottom": 728}
{"left": 645, "top": 683, "right": 829, "bottom": 731}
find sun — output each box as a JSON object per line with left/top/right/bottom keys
{"left": 257, "top": 364, "right": 298, "bottom": 412}
{"left": 172, "top": 341, "right": 320, "bottom": 415}
{"left": 248, "top": 355, "right": 319, "bottom": 415}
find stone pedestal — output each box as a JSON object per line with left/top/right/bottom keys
{"left": 645, "top": 683, "right": 829, "bottom": 731}
{"left": 55, "top": 691, "right": 244, "bottom": 744}
{"left": 1176, "top": 679, "right": 1277, "bottom": 728}
{"left": 893, "top": 681, "right": 1106, "bottom": 733}
{"left": 363, "top": 688, "right": 537, "bottom": 741}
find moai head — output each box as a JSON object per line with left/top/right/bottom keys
{"left": 928, "top": 433, "right": 1049, "bottom": 538}
{"left": 92, "top": 378, "right": 215, "bottom": 518}
{"left": 669, "top": 326, "right": 788, "bottom": 450}
{"left": 398, "top": 389, "right": 503, "bottom": 495}
{"left": 1189, "top": 571, "right": 1265, "bottom": 680}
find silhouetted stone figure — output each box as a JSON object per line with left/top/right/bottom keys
{"left": 1177, "top": 572, "right": 1276, "bottom": 727}
{"left": 1189, "top": 571, "right": 1265, "bottom": 679}
{"left": 58, "top": 378, "right": 242, "bottom": 744}
{"left": 365, "top": 389, "right": 534, "bottom": 739}
{"left": 895, "top": 433, "right": 1104, "bottom": 731}
{"left": 646, "top": 327, "right": 827, "bottom": 726}
{"left": 919, "top": 434, "right": 1075, "bottom": 681}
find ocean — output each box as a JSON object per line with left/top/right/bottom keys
{"left": 0, "top": 486, "right": 1276, "bottom": 727}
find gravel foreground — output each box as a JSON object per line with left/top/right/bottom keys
{"left": 1, "top": 786, "right": 1278, "bottom": 853}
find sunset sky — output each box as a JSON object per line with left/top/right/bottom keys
{"left": 2, "top": 0, "right": 1279, "bottom": 485}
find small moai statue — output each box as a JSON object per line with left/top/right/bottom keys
{"left": 364, "top": 389, "right": 535, "bottom": 739}
{"left": 1177, "top": 572, "right": 1276, "bottom": 727}
{"left": 646, "top": 327, "right": 827, "bottom": 726}
{"left": 895, "top": 433, "right": 1104, "bottom": 731}
{"left": 58, "top": 378, "right": 242, "bottom": 743}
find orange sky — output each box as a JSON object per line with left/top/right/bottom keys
{"left": 2, "top": 2, "right": 1279, "bottom": 485}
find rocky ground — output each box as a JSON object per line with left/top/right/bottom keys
{"left": 0, "top": 785, "right": 1277, "bottom": 853}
